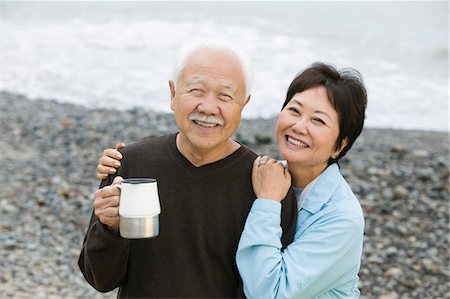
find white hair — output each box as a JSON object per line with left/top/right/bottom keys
{"left": 172, "top": 40, "right": 253, "bottom": 97}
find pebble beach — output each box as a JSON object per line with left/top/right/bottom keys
{"left": 0, "top": 91, "right": 448, "bottom": 299}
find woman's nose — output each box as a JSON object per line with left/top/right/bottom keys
{"left": 291, "top": 118, "right": 308, "bottom": 134}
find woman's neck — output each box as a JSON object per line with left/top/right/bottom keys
{"left": 289, "top": 163, "right": 328, "bottom": 188}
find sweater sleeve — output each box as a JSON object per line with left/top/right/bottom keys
{"left": 236, "top": 199, "right": 363, "bottom": 299}
{"left": 78, "top": 211, "right": 130, "bottom": 292}
{"left": 279, "top": 188, "right": 297, "bottom": 249}
{"left": 78, "top": 177, "right": 130, "bottom": 292}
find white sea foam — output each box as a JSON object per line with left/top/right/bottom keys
{"left": 1, "top": 1, "right": 448, "bottom": 131}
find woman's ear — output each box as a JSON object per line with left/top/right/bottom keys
{"left": 337, "top": 137, "right": 349, "bottom": 154}
{"left": 333, "top": 137, "right": 349, "bottom": 158}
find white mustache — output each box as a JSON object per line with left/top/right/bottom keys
{"left": 189, "top": 112, "right": 224, "bottom": 126}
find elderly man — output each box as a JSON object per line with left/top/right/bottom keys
{"left": 78, "top": 42, "right": 297, "bottom": 298}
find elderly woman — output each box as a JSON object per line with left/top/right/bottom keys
{"left": 96, "top": 62, "right": 367, "bottom": 298}
{"left": 236, "top": 63, "right": 367, "bottom": 298}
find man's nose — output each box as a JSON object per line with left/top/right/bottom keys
{"left": 197, "top": 93, "right": 220, "bottom": 114}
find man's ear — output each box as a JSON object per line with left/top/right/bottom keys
{"left": 169, "top": 80, "right": 176, "bottom": 111}
{"left": 243, "top": 94, "right": 251, "bottom": 107}
{"left": 169, "top": 80, "right": 176, "bottom": 99}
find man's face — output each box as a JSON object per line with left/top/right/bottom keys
{"left": 170, "top": 49, "right": 250, "bottom": 155}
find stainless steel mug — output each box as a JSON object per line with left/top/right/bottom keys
{"left": 118, "top": 178, "right": 161, "bottom": 239}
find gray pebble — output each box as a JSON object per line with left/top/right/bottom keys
{"left": 1, "top": 91, "right": 448, "bottom": 299}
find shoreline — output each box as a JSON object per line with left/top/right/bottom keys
{"left": 0, "top": 91, "right": 448, "bottom": 298}
{"left": 2, "top": 90, "right": 448, "bottom": 134}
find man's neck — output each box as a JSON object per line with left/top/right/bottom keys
{"left": 176, "top": 134, "right": 241, "bottom": 167}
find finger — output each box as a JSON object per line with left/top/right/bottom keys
{"left": 115, "top": 142, "right": 125, "bottom": 151}
{"left": 97, "top": 173, "right": 109, "bottom": 180}
{"left": 112, "top": 176, "right": 124, "bottom": 186}
{"left": 94, "top": 191, "right": 120, "bottom": 209}
{"left": 96, "top": 184, "right": 121, "bottom": 198}
{"left": 266, "top": 158, "right": 278, "bottom": 165}
{"left": 102, "top": 148, "right": 123, "bottom": 160}
{"left": 97, "top": 164, "right": 117, "bottom": 175}
{"left": 103, "top": 206, "right": 120, "bottom": 218}
{"left": 99, "top": 156, "right": 121, "bottom": 168}
{"left": 260, "top": 155, "right": 270, "bottom": 161}
{"left": 260, "top": 155, "right": 274, "bottom": 164}
{"left": 278, "top": 160, "right": 288, "bottom": 169}
{"left": 257, "top": 155, "right": 272, "bottom": 167}
{"left": 98, "top": 212, "right": 119, "bottom": 227}
{"left": 253, "top": 156, "right": 261, "bottom": 167}
{"left": 274, "top": 160, "right": 286, "bottom": 167}
{"left": 102, "top": 148, "right": 114, "bottom": 158}
{"left": 99, "top": 202, "right": 119, "bottom": 217}
{"left": 272, "top": 161, "right": 288, "bottom": 175}
{"left": 94, "top": 197, "right": 120, "bottom": 219}
{"left": 99, "top": 217, "right": 114, "bottom": 227}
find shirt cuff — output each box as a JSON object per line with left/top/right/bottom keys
{"left": 252, "top": 198, "right": 282, "bottom": 214}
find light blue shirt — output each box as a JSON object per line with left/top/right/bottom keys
{"left": 236, "top": 164, "right": 364, "bottom": 299}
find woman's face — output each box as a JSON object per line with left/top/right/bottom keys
{"left": 276, "top": 86, "right": 345, "bottom": 176}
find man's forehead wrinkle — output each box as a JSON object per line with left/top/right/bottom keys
{"left": 184, "top": 75, "right": 238, "bottom": 91}
{"left": 185, "top": 76, "right": 204, "bottom": 85}
{"left": 222, "top": 84, "right": 237, "bottom": 93}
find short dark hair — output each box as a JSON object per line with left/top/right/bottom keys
{"left": 282, "top": 62, "right": 367, "bottom": 164}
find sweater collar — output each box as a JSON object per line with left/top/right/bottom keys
{"left": 168, "top": 132, "right": 254, "bottom": 177}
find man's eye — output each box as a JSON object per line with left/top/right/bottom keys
{"left": 219, "top": 94, "right": 233, "bottom": 101}
{"left": 189, "top": 89, "right": 203, "bottom": 95}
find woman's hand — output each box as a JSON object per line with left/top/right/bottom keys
{"left": 252, "top": 155, "right": 291, "bottom": 202}
{"left": 96, "top": 142, "right": 125, "bottom": 180}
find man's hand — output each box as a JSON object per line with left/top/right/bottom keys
{"left": 252, "top": 156, "right": 291, "bottom": 202}
{"left": 97, "top": 142, "right": 125, "bottom": 180}
{"left": 94, "top": 176, "right": 124, "bottom": 233}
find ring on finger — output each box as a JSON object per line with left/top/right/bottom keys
{"left": 258, "top": 157, "right": 268, "bottom": 166}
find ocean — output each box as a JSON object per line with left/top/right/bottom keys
{"left": 1, "top": 1, "right": 448, "bottom": 132}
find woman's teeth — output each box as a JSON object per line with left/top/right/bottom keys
{"left": 287, "top": 136, "right": 308, "bottom": 147}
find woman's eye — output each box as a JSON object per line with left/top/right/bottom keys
{"left": 288, "top": 107, "right": 300, "bottom": 114}
{"left": 313, "top": 118, "right": 325, "bottom": 125}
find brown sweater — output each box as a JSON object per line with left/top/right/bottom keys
{"left": 79, "top": 133, "right": 297, "bottom": 298}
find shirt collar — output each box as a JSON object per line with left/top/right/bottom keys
{"left": 292, "top": 187, "right": 305, "bottom": 211}
{"left": 300, "top": 163, "right": 342, "bottom": 214}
